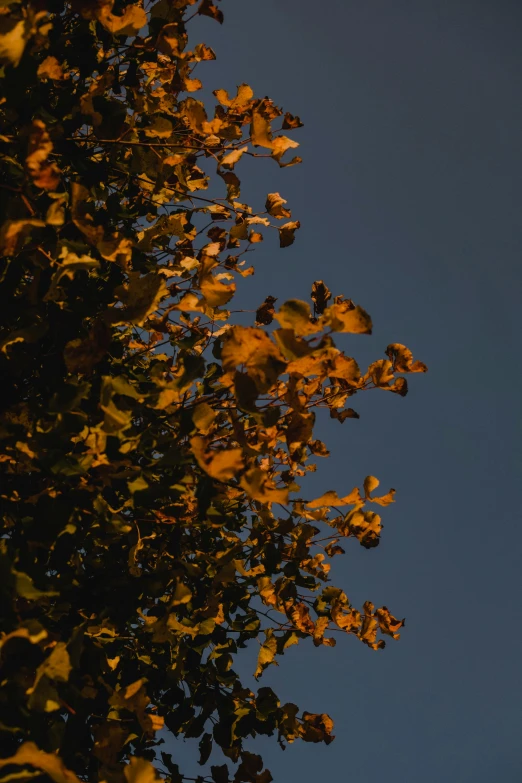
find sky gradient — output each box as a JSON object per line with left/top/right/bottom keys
{"left": 166, "top": 2, "right": 522, "bottom": 780}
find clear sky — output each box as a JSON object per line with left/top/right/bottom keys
{"left": 166, "top": 2, "right": 522, "bottom": 781}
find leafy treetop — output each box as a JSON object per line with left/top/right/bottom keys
{"left": 0, "top": 2, "right": 427, "bottom": 783}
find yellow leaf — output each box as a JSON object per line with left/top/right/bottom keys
{"left": 363, "top": 475, "right": 380, "bottom": 497}
{"left": 191, "top": 436, "right": 244, "bottom": 482}
{"left": 386, "top": 343, "right": 428, "bottom": 373}
{"left": 200, "top": 273, "right": 236, "bottom": 307}
{"left": 220, "top": 146, "right": 247, "bottom": 169}
{"left": 326, "top": 301, "right": 372, "bottom": 334}
{"left": 274, "top": 299, "right": 319, "bottom": 336}
{"left": 255, "top": 631, "right": 277, "bottom": 679}
{"left": 171, "top": 581, "right": 192, "bottom": 606}
{"left": 192, "top": 403, "right": 216, "bottom": 434}
{"left": 366, "top": 359, "right": 395, "bottom": 387}
{"left": 221, "top": 326, "right": 286, "bottom": 393}
{"left": 306, "top": 488, "right": 362, "bottom": 509}
{"left": 0, "top": 219, "right": 45, "bottom": 256}
{"left": 271, "top": 135, "right": 299, "bottom": 165}
{"left": 328, "top": 354, "right": 361, "bottom": 385}
{"left": 37, "top": 56, "right": 64, "bottom": 81}
{"left": 98, "top": 3, "right": 147, "bottom": 36}
{"left": 250, "top": 108, "right": 272, "bottom": 149}
{"left": 240, "top": 468, "right": 289, "bottom": 505}
{"left": 0, "top": 17, "right": 28, "bottom": 67}
{"left": 0, "top": 743, "right": 81, "bottom": 783}
{"left": 370, "top": 489, "right": 396, "bottom": 507}
{"left": 214, "top": 83, "right": 254, "bottom": 108}
{"left": 124, "top": 756, "right": 161, "bottom": 783}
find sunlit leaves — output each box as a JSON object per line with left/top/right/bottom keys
{"left": 0, "top": 1, "right": 427, "bottom": 781}
{"left": 222, "top": 326, "right": 286, "bottom": 392}
{"left": 0, "top": 743, "right": 81, "bottom": 783}
{"left": 191, "top": 436, "right": 244, "bottom": 482}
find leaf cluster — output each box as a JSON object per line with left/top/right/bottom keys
{"left": 0, "top": 3, "right": 426, "bottom": 782}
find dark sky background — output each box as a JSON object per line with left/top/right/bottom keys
{"left": 166, "top": 2, "right": 522, "bottom": 781}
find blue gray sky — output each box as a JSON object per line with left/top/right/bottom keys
{"left": 168, "top": 2, "right": 522, "bottom": 781}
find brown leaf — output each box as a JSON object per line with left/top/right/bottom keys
{"left": 37, "top": 56, "right": 64, "bottom": 81}
{"left": 311, "top": 280, "right": 332, "bottom": 315}
{"left": 265, "top": 192, "right": 291, "bottom": 219}
{"left": 107, "top": 272, "right": 168, "bottom": 326}
{"left": 301, "top": 713, "right": 335, "bottom": 745}
{"left": 282, "top": 112, "right": 303, "bottom": 129}
{"left": 386, "top": 343, "right": 428, "bottom": 373}
{"left": 278, "top": 220, "right": 300, "bottom": 248}
{"left": 198, "top": 0, "right": 224, "bottom": 24}
{"left": 359, "top": 601, "right": 385, "bottom": 650}
{"left": 255, "top": 296, "right": 277, "bottom": 326}
{"left": 64, "top": 321, "right": 111, "bottom": 375}
{"left": 375, "top": 606, "right": 404, "bottom": 640}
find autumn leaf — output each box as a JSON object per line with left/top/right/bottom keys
{"left": 255, "top": 295, "right": 277, "bottom": 326}
{"left": 37, "top": 56, "right": 64, "bottom": 81}
{"left": 200, "top": 273, "right": 236, "bottom": 307}
{"left": 240, "top": 468, "right": 289, "bottom": 505}
{"left": 222, "top": 326, "right": 286, "bottom": 392}
{"left": 278, "top": 220, "right": 301, "bottom": 248}
{"left": 98, "top": 2, "right": 147, "bottom": 36}
{"left": 198, "top": 0, "right": 224, "bottom": 24}
{"left": 124, "top": 756, "right": 162, "bottom": 783}
{"left": 386, "top": 343, "right": 428, "bottom": 374}
{"left": 325, "top": 300, "right": 372, "bottom": 334}
{"left": 265, "top": 192, "right": 291, "bottom": 219}
{"left": 311, "top": 280, "right": 332, "bottom": 315}
{"left": 250, "top": 108, "right": 273, "bottom": 149}
{"left": 0, "top": 16, "right": 29, "bottom": 67}
{"left": 191, "top": 436, "right": 244, "bottom": 482}
{"left": 26, "top": 120, "right": 61, "bottom": 190}
{"left": 255, "top": 630, "right": 278, "bottom": 678}
{"left": 0, "top": 743, "right": 81, "bottom": 783}
{"left": 306, "top": 488, "right": 362, "bottom": 509}
{"left": 107, "top": 272, "right": 168, "bottom": 326}
{"left": 274, "top": 300, "right": 320, "bottom": 336}
{"left": 214, "top": 84, "right": 253, "bottom": 109}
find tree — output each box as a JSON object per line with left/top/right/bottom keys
{"left": 0, "top": 2, "right": 427, "bottom": 782}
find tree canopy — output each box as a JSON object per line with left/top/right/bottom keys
{"left": 0, "top": 2, "right": 427, "bottom": 782}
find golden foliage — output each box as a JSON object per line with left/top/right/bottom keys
{"left": 0, "top": 3, "right": 426, "bottom": 782}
